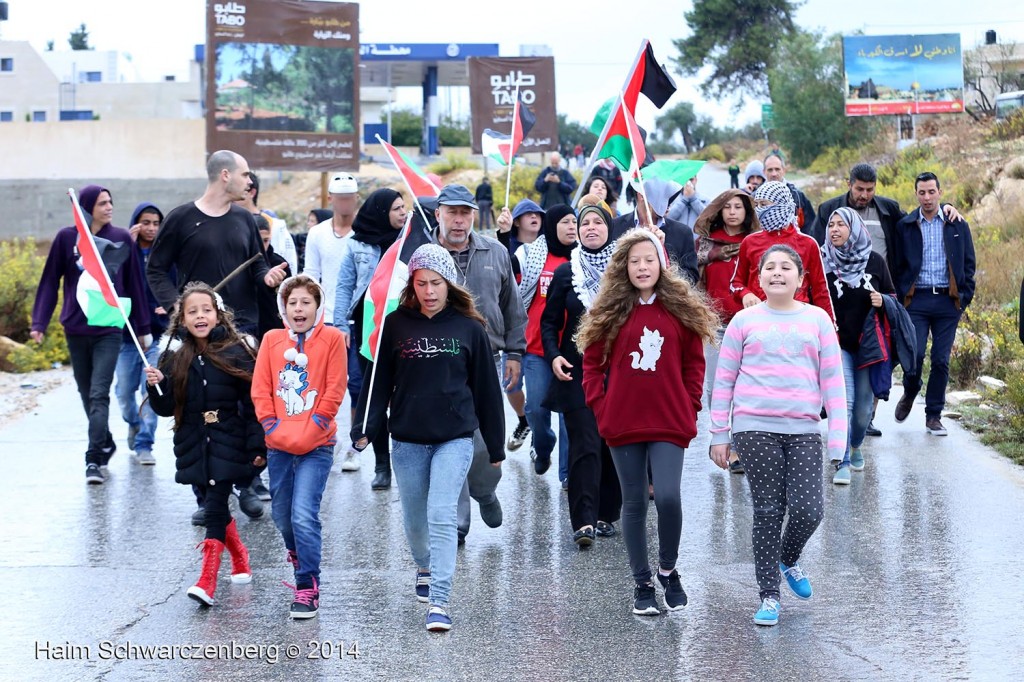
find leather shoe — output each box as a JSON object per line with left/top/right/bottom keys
{"left": 895, "top": 391, "right": 917, "bottom": 423}
{"left": 237, "top": 486, "right": 264, "bottom": 519}
{"left": 534, "top": 453, "right": 551, "bottom": 475}
{"left": 191, "top": 506, "right": 206, "bottom": 526}
{"left": 573, "top": 527, "right": 595, "bottom": 547}
{"left": 371, "top": 470, "right": 391, "bottom": 490}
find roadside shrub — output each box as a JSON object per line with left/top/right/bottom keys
{"left": 1006, "top": 372, "right": 1024, "bottom": 440}
{"left": 427, "top": 153, "right": 479, "bottom": 175}
{"left": 989, "top": 109, "right": 1024, "bottom": 141}
{"left": 950, "top": 303, "right": 1024, "bottom": 386}
{"left": 0, "top": 238, "right": 70, "bottom": 372}
{"left": 875, "top": 145, "right": 958, "bottom": 210}
{"left": 692, "top": 144, "right": 727, "bottom": 162}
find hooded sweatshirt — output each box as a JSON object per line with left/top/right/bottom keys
{"left": 129, "top": 202, "right": 171, "bottom": 339}
{"left": 357, "top": 304, "right": 506, "bottom": 462}
{"left": 251, "top": 277, "right": 347, "bottom": 454}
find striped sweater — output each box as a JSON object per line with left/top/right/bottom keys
{"left": 710, "top": 303, "right": 848, "bottom": 461}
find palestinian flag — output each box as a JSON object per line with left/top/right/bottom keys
{"left": 359, "top": 214, "right": 431, "bottom": 361}
{"left": 376, "top": 135, "right": 441, "bottom": 197}
{"left": 590, "top": 40, "right": 677, "bottom": 171}
{"left": 70, "top": 190, "right": 131, "bottom": 328}
{"left": 621, "top": 97, "right": 647, "bottom": 189}
{"left": 481, "top": 92, "right": 536, "bottom": 166}
{"left": 641, "top": 159, "right": 706, "bottom": 187}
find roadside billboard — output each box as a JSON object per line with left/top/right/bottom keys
{"left": 843, "top": 34, "right": 964, "bottom": 116}
{"left": 206, "top": 0, "right": 360, "bottom": 170}
{"left": 467, "top": 56, "right": 558, "bottom": 154}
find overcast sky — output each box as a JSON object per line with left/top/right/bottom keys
{"left": 2, "top": 0, "right": 1022, "bottom": 130}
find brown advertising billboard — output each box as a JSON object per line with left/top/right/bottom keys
{"left": 468, "top": 56, "right": 558, "bottom": 154}
{"left": 206, "top": 0, "right": 360, "bottom": 171}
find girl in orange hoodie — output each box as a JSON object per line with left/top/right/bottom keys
{"left": 252, "top": 275, "right": 346, "bottom": 620}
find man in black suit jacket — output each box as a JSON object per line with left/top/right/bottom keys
{"left": 611, "top": 178, "right": 699, "bottom": 284}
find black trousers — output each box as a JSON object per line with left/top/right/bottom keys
{"left": 564, "top": 407, "right": 621, "bottom": 531}
{"left": 200, "top": 481, "right": 236, "bottom": 542}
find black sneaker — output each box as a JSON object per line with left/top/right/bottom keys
{"left": 926, "top": 417, "right": 948, "bottom": 436}
{"left": 865, "top": 420, "right": 882, "bottom": 437}
{"left": 895, "top": 391, "right": 917, "bottom": 423}
{"left": 729, "top": 459, "right": 745, "bottom": 474}
{"left": 507, "top": 422, "right": 531, "bottom": 451}
{"left": 100, "top": 436, "right": 117, "bottom": 468}
{"left": 287, "top": 579, "right": 319, "bottom": 619}
{"left": 534, "top": 453, "right": 551, "bottom": 475}
{"left": 127, "top": 423, "right": 140, "bottom": 451}
{"left": 656, "top": 570, "right": 688, "bottom": 610}
{"left": 191, "top": 506, "right": 206, "bottom": 526}
{"left": 479, "top": 497, "right": 503, "bottom": 528}
{"left": 251, "top": 479, "right": 272, "bottom": 501}
{"left": 595, "top": 521, "right": 617, "bottom": 537}
{"left": 85, "top": 463, "right": 105, "bottom": 485}
{"left": 237, "top": 486, "right": 264, "bottom": 518}
{"left": 633, "top": 581, "right": 660, "bottom": 616}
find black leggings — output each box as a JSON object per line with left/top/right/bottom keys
{"left": 609, "top": 442, "right": 685, "bottom": 583}
{"left": 353, "top": 316, "right": 390, "bottom": 473}
{"left": 199, "top": 481, "right": 237, "bottom": 543}
{"left": 564, "top": 408, "right": 621, "bottom": 531}
{"left": 734, "top": 431, "right": 825, "bottom": 600}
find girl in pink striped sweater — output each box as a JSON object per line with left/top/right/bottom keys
{"left": 709, "top": 244, "right": 847, "bottom": 627}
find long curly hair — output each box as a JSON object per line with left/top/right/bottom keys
{"left": 159, "top": 281, "right": 258, "bottom": 429}
{"left": 399, "top": 273, "right": 488, "bottom": 329}
{"left": 575, "top": 230, "right": 720, "bottom": 362}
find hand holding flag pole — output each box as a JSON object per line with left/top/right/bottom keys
{"left": 68, "top": 188, "right": 162, "bottom": 396}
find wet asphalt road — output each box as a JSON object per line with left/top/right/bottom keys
{"left": 2, "top": 361, "right": 1023, "bottom": 681}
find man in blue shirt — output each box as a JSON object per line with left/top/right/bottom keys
{"left": 892, "top": 172, "right": 976, "bottom": 436}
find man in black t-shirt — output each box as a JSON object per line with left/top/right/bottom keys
{"left": 147, "top": 150, "right": 287, "bottom": 335}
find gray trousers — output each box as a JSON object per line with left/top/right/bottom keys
{"left": 456, "top": 355, "right": 506, "bottom": 536}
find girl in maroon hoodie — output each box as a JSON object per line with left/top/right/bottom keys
{"left": 693, "top": 189, "right": 761, "bottom": 473}
{"left": 578, "top": 229, "right": 719, "bottom": 616}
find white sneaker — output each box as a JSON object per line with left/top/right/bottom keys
{"left": 135, "top": 449, "right": 156, "bottom": 465}
{"left": 340, "top": 449, "right": 361, "bottom": 472}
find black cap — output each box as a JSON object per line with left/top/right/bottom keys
{"left": 436, "top": 184, "right": 478, "bottom": 209}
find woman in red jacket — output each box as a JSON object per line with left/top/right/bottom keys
{"left": 693, "top": 190, "right": 761, "bottom": 473}
{"left": 577, "top": 229, "right": 718, "bottom": 617}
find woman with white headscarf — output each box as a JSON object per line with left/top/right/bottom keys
{"left": 822, "top": 207, "right": 895, "bottom": 485}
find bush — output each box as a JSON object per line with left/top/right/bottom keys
{"left": 875, "top": 145, "right": 959, "bottom": 210}
{"left": 989, "top": 108, "right": 1024, "bottom": 141}
{"left": 807, "top": 145, "right": 867, "bottom": 177}
{"left": 1006, "top": 372, "right": 1024, "bottom": 441}
{"left": 0, "top": 238, "right": 70, "bottom": 372}
{"left": 692, "top": 144, "right": 727, "bottom": 162}
{"left": 949, "top": 303, "right": 1024, "bottom": 387}
{"left": 427, "top": 153, "right": 479, "bottom": 175}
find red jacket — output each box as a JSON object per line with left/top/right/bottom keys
{"left": 582, "top": 299, "right": 705, "bottom": 448}
{"left": 697, "top": 229, "right": 746, "bottom": 325}
{"left": 729, "top": 227, "right": 835, "bottom": 323}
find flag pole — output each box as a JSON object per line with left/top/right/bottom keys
{"left": 572, "top": 39, "right": 649, "bottom": 206}
{"left": 68, "top": 188, "right": 162, "bottom": 396}
{"left": 504, "top": 80, "right": 521, "bottom": 209}
{"left": 375, "top": 133, "right": 437, "bottom": 231}
{"left": 360, "top": 212, "right": 414, "bottom": 433}
{"left": 620, "top": 94, "right": 655, "bottom": 229}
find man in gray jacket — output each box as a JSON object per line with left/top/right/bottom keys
{"left": 432, "top": 184, "right": 528, "bottom": 542}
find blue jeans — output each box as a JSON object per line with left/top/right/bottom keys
{"left": 267, "top": 446, "right": 334, "bottom": 585}
{"left": 114, "top": 341, "right": 160, "bottom": 451}
{"left": 903, "top": 290, "right": 962, "bottom": 418}
{"left": 392, "top": 437, "right": 473, "bottom": 606}
{"left": 346, "top": 338, "right": 364, "bottom": 405}
{"left": 841, "top": 350, "right": 874, "bottom": 464}
{"left": 523, "top": 353, "right": 569, "bottom": 479}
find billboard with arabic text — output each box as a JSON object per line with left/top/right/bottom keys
{"left": 468, "top": 57, "right": 558, "bottom": 154}
{"left": 842, "top": 34, "right": 963, "bottom": 116}
{"left": 206, "top": 0, "right": 360, "bottom": 170}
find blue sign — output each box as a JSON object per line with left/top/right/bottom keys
{"left": 360, "top": 43, "right": 499, "bottom": 61}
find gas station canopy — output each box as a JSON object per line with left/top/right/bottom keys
{"left": 358, "top": 42, "right": 500, "bottom": 87}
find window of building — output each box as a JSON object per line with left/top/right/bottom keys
{"left": 81, "top": 71, "right": 102, "bottom": 83}
{"left": 32, "top": 110, "right": 46, "bottom": 122}
{"left": 0, "top": 111, "right": 13, "bottom": 122}
{"left": 0, "top": 57, "right": 13, "bottom": 72}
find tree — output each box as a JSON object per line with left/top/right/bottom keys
{"left": 964, "top": 42, "right": 1024, "bottom": 115}
{"left": 673, "top": 0, "right": 799, "bottom": 98}
{"left": 68, "top": 23, "right": 90, "bottom": 50}
{"left": 767, "top": 30, "right": 878, "bottom": 166}
{"left": 439, "top": 114, "right": 471, "bottom": 147}
{"left": 387, "top": 107, "right": 422, "bottom": 147}
{"left": 655, "top": 102, "right": 698, "bottom": 152}
{"left": 557, "top": 114, "right": 597, "bottom": 156}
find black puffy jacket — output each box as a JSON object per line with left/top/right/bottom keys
{"left": 148, "top": 330, "right": 264, "bottom": 487}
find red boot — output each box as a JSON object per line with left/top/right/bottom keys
{"left": 224, "top": 519, "right": 252, "bottom": 584}
{"left": 187, "top": 538, "right": 224, "bottom": 606}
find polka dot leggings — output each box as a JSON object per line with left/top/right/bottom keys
{"left": 734, "top": 431, "right": 824, "bottom": 600}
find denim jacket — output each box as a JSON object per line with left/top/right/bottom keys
{"left": 333, "top": 239, "right": 381, "bottom": 333}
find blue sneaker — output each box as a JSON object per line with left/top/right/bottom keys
{"left": 780, "top": 562, "right": 812, "bottom": 600}
{"left": 832, "top": 463, "right": 851, "bottom": 485}
{"left": 753, "top": 597, "right": 781, "bottom": 626}
{"left": 426, "top": 605, "right": 452, "bottom": 631}
{"left": 850, "top": 447, "right": 865, "bottom": 471}
{"left": 415, "top": 570, "right": 430, "bottom": 603}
